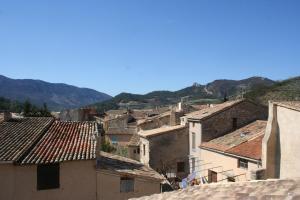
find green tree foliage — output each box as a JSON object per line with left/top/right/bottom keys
{"left": 23, "top": 100, "right": 52, "bottom": 117}
{"left": 0, "top": 97, "right": 23, "bottom": 112}
{"left": 101, "top": 139, "right": 116, "bottom": 153}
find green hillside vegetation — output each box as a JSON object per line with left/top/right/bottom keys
{"left": 245, "top": 76, "right": 300, "bottom": 104}
{"left": 92, "top": 77, "right": 275, "bottom": 112}
{"left": 0, "top": 97, "right": 52, "bottom": 117}
{"left": 0, "top": 97, "right": 23, "bottom": 113}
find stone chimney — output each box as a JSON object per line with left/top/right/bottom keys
{"left": 3, "top": 111, "right": 12, "bottom": 121}
{"left": 95, "top": 127, "right": 102, "bottom": 168}
{"left": 170, "top": 109, "right": 177, "bottom": 126}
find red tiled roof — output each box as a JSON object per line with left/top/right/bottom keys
{"left": 0, "top": 117, "right": 54, "bottom": 162}
{"left": 200, "top": 120, "right": 267, "bottom": 160}
{"left": 21, "top": 121, "right": 98, "bottom": 164}
{"left": 226, "top": 135, "right": 264, "bottom": 160}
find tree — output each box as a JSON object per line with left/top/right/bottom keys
{"left": 23, "top": 100, "right": 32, "bottom": 117}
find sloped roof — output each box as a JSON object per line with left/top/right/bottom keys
{"left": 98, "top": 151, "right": 165, "bottom": 181}
{"left": 128, "top": 134, "right": 140, "bottom": 146}
{"left": 186, "top": 100, "right": 244, "bottom": 121}
{"left": 138, "top": 125, "right": 186, "bottom": 138}
{"left": 130, "top": 178, "right": 300, "bottom": 200}
{"left": 226, "top": 135, "right": 264, "bottom": 160}
{"left": 200, "top": 120, "right": 267, "bottom": 160}
{"left": 21, "top": 121, "right": 98, "bottom": 164}
{"left": 0, "top": 117, "right": 54, "bottom": 162}
{"left": 275, "top": 101, "right": 300, "bottom": 112}
{"left": 106, "top": 127, "right": 137, "bottom": 135}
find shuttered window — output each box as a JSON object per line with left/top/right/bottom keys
{"left": 37, "top": 163, "right": 60, "bottom": 190}
{"left": 120, "top": 177, "right": 134, "bottom": 193}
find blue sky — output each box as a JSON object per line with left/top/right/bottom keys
{"left": 0, "top": 0, "right": 299, "bottom": 96}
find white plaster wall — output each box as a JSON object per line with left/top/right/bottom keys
{"left": 188, "top": 121, "right": 202, "bottom": 173}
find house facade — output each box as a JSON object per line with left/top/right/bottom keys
{"left": 137, "top": 124, "right": 189, "bottom": 179}
{"left": 262, "top": 101, "right": 300, "bottom": 179}
{"left": 187, "top": 99, "right": 267, "bottom": 175}
{"left": 0, "top": 117, "right": 164, "bottom": 200}
{"left": 199, "top": 120, "right": 266, "bottom": 183}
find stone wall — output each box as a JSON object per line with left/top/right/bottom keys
{"left": 201, "top": 101, "right": 267, "bottom": 142}
{"left": 147, "top": 126, "right": 189, "bottom": 179}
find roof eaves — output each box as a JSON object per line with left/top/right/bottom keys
{"left": 200, "top": 145, "right": 261, "bottom": 163}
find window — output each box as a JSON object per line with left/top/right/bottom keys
{"left": 37, "top": 164, "right": 60, "bottom": 190}
{"left": 208, "top": 170, "right": 217, "bottom": 183}
{"left": 191, "top": 158, "right": 195, "bottom": 172}
{"left": 133, "top": 149, "right": 136, "bottom": 154}
{"left": 137, "top": 147, "right": 140, "bottom": 154}
{"left": 192, "top": 122, "right": 195, "bottom": 127}
{"left": 143, "top": 144, "right": 146, "bottom": 156}
{"left": 177, "top": 162, "right": 185, "bottom": 173}
{"left": 232, "top": 118, "right": 238, "bottom": 130}
{"left": 192, "top": 132, "right": 196, "bottom": 150}
{"left": 238, "top": 158, "right": 248, "bottom": 169}
{"left": 120, "top": 177, "right": 134, "bottom": 193}
{"left": 111, "top": 136, "right": 118, "bottom": 145}
{"left": 227, "top": 177, "right": 236, "bottom": 182}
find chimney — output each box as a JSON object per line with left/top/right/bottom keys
{"left": 170, "top": 109, "right": 177, "bottom": 126}
{"left": 95, "top": 123, "right": 102, "bottom": 168}
{"left": 4, "top": 111, "right": 12, "bottom": 121}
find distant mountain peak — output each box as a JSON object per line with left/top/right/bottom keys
{"left": 0, "top": 74, "right": 112, "bottom": 111}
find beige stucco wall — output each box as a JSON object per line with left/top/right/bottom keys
{"left": 0, "top": 160, "right": 162, "bottom": 200}
{"left": 200, "top": 149, "right": 261, "bottom": 182}
{"left": 0, "top": 160, "right": 97, "bottom": 200}
{"left": 97, "top": 171, "right": 161, "bottom": 200}
{"left": 263, "top": 103, "right": 300, "bottom": 179}
{"left": 276, "top": 106, "right": 300, "bottom": 178}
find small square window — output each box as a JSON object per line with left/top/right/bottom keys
{"left": 177, "top": 162, "right": 185, "bottom": 173}
{"left": 37, "top": 164, "right": 60, "bottom": 190}
{"left": 238, "top": 158, "right": 248, "bottom": 169}
{"left": 120, "top": 177, "right": 134, "bottom": 193}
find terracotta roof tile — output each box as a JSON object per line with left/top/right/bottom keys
{"left": 201, "top": 120, "right": 267, "bottom": 160}
{"left": 226, "top": 135, "right": 264, "bottom": 160}
{"left": 21, "top": 121, "right": 98, "bottom": 164}
{"left": 0, "top": 117, "right": 54, "bottom": 162}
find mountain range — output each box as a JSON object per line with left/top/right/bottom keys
{"left": 2, "top": 74, "right": 298, "bottom": 113}
{"left": 93, "top": 76, "right": 276, "bottom": 112}
{"left": 0, "top": 75, "right": 112, "bottom": 111}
